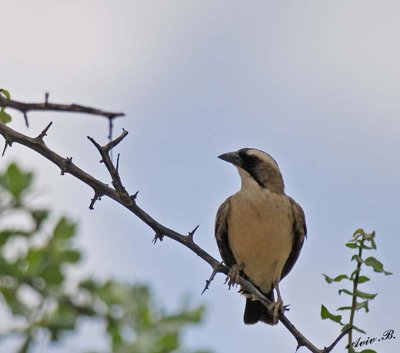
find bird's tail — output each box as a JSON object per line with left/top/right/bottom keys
{"left": 243, "top": 290, "right": 275, "bottom": 325}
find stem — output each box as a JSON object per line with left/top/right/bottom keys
{"left": 348, "top": 237, "right": 364, "bottom": 350}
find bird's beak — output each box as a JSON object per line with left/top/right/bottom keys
{"left": 218, "top": 151, "right": 242, "bottom": 167}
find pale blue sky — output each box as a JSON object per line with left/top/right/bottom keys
{"left": 2, "top": 1, "right": 399, "bottom": 352}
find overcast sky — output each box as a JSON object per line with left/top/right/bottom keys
{"left": 2, "top": 1, "right": 399, "bottom": 352}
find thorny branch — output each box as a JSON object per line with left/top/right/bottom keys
{"left": 0, "top": 92, "right": 124, "bottom": 138}
{"left": 0, "top": 103, "right": 348, "bottom": 353}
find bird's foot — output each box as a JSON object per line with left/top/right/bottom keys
{"left": 268, "top": 299, "right": 284, "bottom": 324}
{"left": 225, "top": 263, "right": 245, "bottom": 289}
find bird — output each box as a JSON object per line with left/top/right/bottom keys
{"left": 215, "top": 148, "right": 306, "bottom": 325}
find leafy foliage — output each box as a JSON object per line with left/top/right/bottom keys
{"left": 321, "top": 229, "right": 392, "bottom": 353}
{"left": 0, "top": 162, "right": 210, "bottom": 353}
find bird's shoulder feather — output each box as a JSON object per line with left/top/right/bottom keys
{"left": 215, "top": 197, "right": 237, "bottom": 268}
{"left": 281, "top": 196, "right": 307, "bottom": 279}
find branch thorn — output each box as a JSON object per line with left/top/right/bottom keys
{"left": 60, "top": 157, "right": 72, "bottom": 175}
{"left": 89, "top": 191, "right": 102, "bottom": 210}
{"left": 188, "top": 224, "right": 200, "bottom": 241}
{"left": 2, "top": 140, "right": 11, "bottom": 157}
{"left": 36, "top": 122, "right": 53, "bottom": 141}
{"left": 23, "top": 111, "right": 29, "bottom": 128}
{"left": 116, "top": 153, "right": 120, "bottom": 172}
{"left": 108, "top": 117, "right": 114, "bottom": 141}
{"left": 201, "top": 263, "right": 222, "bottom": 295}
{"left": 131, "top": 191, "right": 139, "bottom": 201}
{"left": 152, "top": 232, "right": 164, "bottom": 244}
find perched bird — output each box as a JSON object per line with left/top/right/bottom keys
{"left": 215, "top": 148, "right": 306, "bottom": 325}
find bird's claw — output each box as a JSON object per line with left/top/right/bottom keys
{"left": 268, "top": 299, "right": 284, "bottom": 324}
{"left": 225, "top": 263, "right": 245, "bottom": 289}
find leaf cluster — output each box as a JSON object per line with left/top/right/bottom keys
{"left": 321, "top": 229, "right": 392, "bottom": 353}
{"left": 0, "top": 162, "right": 209, "bottom": 353}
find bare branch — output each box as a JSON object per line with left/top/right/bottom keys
{"left": 0, "top": 94, "right": 124, "bottom": 120}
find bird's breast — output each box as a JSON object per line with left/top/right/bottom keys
{"left": 228, "top": 190, "right": 293, "bottom": 293}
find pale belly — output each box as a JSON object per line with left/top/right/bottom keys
{"left": 228, "top": 191, "right": 293, "bottom": 293}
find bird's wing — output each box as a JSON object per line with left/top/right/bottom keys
{"left": 215, "top": 197, "right": 237, "bottom": 267}
{"left": 281, "top": 197, "right": 307, "bottom": 279}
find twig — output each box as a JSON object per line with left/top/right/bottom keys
{"left": 202, "top": 263, "right": 223, "bottom": 295}
{"left": 324, "top": 326, "right": 352, "bottom": 353}
{"left": 0, "top": 118, "right": 348, "bottom": 353}
{"left": 0, "top": 93, "right": 124, "bottom": 141}
{"left": 0, "top": 95, "right": 124, "bottom": 120}
{"left": 87, "top": 130, "right": 129, "bottom": 199}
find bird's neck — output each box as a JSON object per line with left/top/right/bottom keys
{"left": 238, "top": 168, "right": 285, "bottom": 194}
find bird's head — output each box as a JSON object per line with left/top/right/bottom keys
{"left": 218, "top": 148, "right": 285, "bottom": 193}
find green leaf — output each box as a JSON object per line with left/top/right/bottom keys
{"left": 355, "top": 300, "right": 369, "bottom": 312}
{"left": 352, "top": 325, "right": 367, "bottom": 334}
{"left": 53, "top": 217, "right": 76, "bottom": 242}
{"left": 341, "top": 323, "right": 352, "bottom": 332}
{"left": 0, "top": 89, "right": 11, "bottom": 100}
{"left": 346, "top": 242, "right": 358, "bottom": 249}
{"left": 353, "top": 228, "right": 365, "bottom": 239}
{"left": 0, "top": 287, "right": 30, "bottom": 316}
{"left": 357, "top": 275, "right": 370, "bottom": 284}
{"left": 155, "top": 333, "right": 179, "bottom": 352}
{"left": 41, "top": 266, "right": 64, "bottom": 285}
{"left": 359, "top": 349, "right": 378, "bottom": 353}
{"left": 355, "top": 289, "right": 377, "bottom": 300}
{"left": 30, "top": 209, "right": 49, "bottom": 230}
{"left": 0, "top": 109, "right": 12, "bottom": 123}
{"left": 353, "top": 228, "right": 365, "bottom": 236}
{"left": 320, "top": 305, "right": 343, "bottom": 324}
{"left": 338, "top": 288, "right": 353, "bottom": 296}
{"left": 363, "top": 231, "right": 376, "bottom": 241}
{"left": 44, "top": 305, "right": 78, "bottom": 340}
{"left": 106, "top": 319, "right": 123, "bottom": 348}
{"left": 336, "top": 306, "right": 352, "bottom": 311}
{"left": 364, "top": 256, "right": 392, "bottom": 275}
{"left": 339, "top": 288, "right": 377, "bottom": 300}
{"left": 0, "top": 163, "right": 33, "bottom": 199}
{"left": 61, "top": 249, "right": 81, "bottom": 264}
{"left": 323, "top": 274, "right": 349, "bottom": 284}
{"left": 351, "top": 254, "right": 363, "bottom": 264}
{"left": 339, "top": 301, "right": 369, "bottom": 312}
{"left": 360, "top": 243, "right": 373, "bottom": 250}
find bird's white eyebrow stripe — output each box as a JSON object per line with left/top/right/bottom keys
{"left": 246, "top": 149, "right": 279, "bottom": 169}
